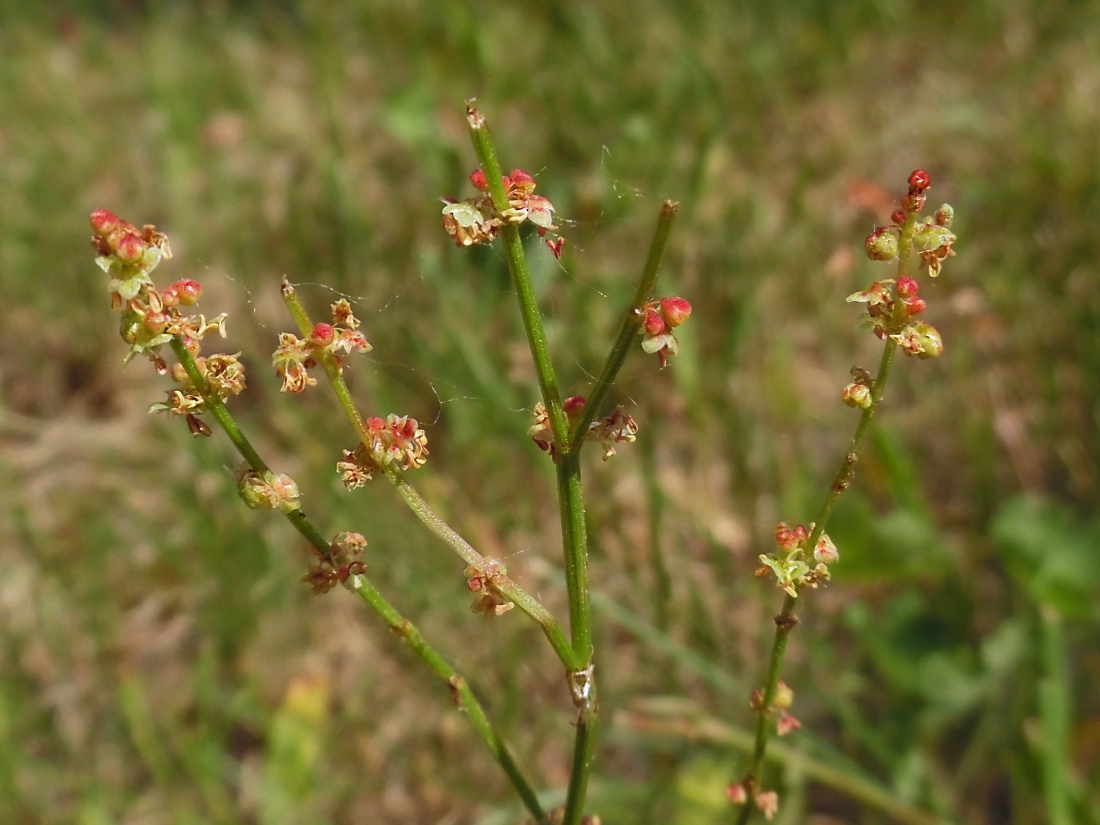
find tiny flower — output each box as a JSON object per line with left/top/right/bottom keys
{"left": 908, "top": 169, "right": 931, "bottom": 192}
{"left": 586, "top": 405, "right": 639, "bottom": 460}
{"left": 337, "top": 444, "right": 377, "bottom": 489}
{"left": 174, "top": 279, "right": 202, "bottom": 306}
{"left": 934, "top": 203, "right": 954, "bottom": 227}
{"left": 528, "top": 402, "right": 553, "bottom": 452}
{"left": 563, "top": 395, "right": 588, "bottom": 417}
{"left": 864, "top": 226, "right": 900, "bottom": 261}
{"left": 892, "top": 321, "right": 944, "bottom": 359}
{"left": 774, "top": 522, "right": 808, "bottom": 551}
{"left": 846, "top": 281, "right": 892, "bottom": 307}
{"left": 890, "top": 208, "right": 906, "bottom": 225}
{"left": 643, "top": 308, "right": 666, "bottom": 336}
{"left": 660, "top": 296, "right": 692, "bottom": 327}
{"left": 310, "top": 322, "right": 335, "bottom": 348}
{"left": 772, "top": 680, "right": 794, "bottom": 709}
{"left": 895, "top": 276, "right": 919, "bottom": 297}
{"left": 841, "top": 381, "right": 872, "bottom": 409}
{"left": 464, "top": 559, "right": 514, "bottom": 617}
{"left": 726, "top": 783, "right": 748, "bottom": 805}
{"left": 814, "top": 533, "right": 839, "bottom": 565}
{"left": 755, "top": 790, "right": 779, "bottom": 821}
{"left": 235, "top": 467, "right": 301, "bottom": 512}
{"left": 331, "top": 298, "right": 359, "bottom": 330}
{"left": 272, "top": 332, "right": 317, "bottom": 393}
{"left": 777, "top": 711, "right": 801, "bottom": 736}
{"left": 469, "top": 168, "right": 488, "bottom": 191}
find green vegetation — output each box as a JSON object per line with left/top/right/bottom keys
{"left": 1, "top": 2, "right": 1099, "bottom": 823}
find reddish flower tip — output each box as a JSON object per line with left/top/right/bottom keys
{"left": 90, "top": 209, "right": 121, "bottom": 237}
{"left": 174, "top": 278, "right": 202, "bottom": 306}
{"left": 469, "top": 168, "right": 488, "bottom": 191}
{"left": 908, "top": 169, "right": 931, "bottom": 191}
{"left": 895, "top": 276, "right": 919, "bottom": 297}
{"left": 310, "top": 322, "right": 335, "bottom": 348}
{"left": 660, "top": 297, "right": 692, "bottom": 327}
{"left": 563, "top": 395, "right": 587, "bottom": 415}
{"left": 115, "top": 231, "right": 145, "bottom": 262}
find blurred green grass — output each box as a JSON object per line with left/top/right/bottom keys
{"left": 1, "top": 2, "right": 1099, "bottom": 823}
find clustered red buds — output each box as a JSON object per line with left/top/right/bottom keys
{"left": 527, "top": 399, "right": 639, "bottom": 461}
{"left": 637, "top": 296, "right": 692, "bottom": 367}
{"left": 272, "top": 291, "right": 372, "bottom": 394}
{"left": 756, "top": 522, "right": 836, "bottom": 598}
{"left": 337, "top": 413, "right": 430, "bottom": 489}
{"left": 92, "top": 209, "right": 240, "bottom": 437}
{"left": 463, "top": 558, "right": 514, "bottom": 617}
{"left": 302, "top": 531, "right": 369, "bottom": 595}
{"left": 442, "top": 167, "right": 562, "bottom": 254}
{"left": 848, "top": 170, "right": 957, "bottom": 375}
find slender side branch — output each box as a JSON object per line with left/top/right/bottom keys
{"left": 280, "top": 279, "right": 580, "bottom": 671}
{"left": 168, "top": 336, "right": 547, "bottom": 824}
{"left": 568, "top": 199, "right": 678, "bottom": 448}
{"left": 347, "top": 574, "right": 547, "bottom": 823}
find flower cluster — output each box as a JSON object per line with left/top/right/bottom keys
{"left": 272, "top": 289, "right": 372, "bottom": 393}
{"left": 463, "top": 558, "right": 514, "bottom": 617}
{"left": 442, "top": 167, "right": 562, "bottom": 256}
{"left": 755, "top": 522, "right": 837, "bottom": 598}
{"left": 849, "top": 171, "right": 955, "bottom": 366}
{"left": 337, "top": 414, "right": 430, "bottom": 488}
{"left": 528, "top": 398, "right": 639, "bottom": 461}
{"left": 637, "top": 296, "right": 692, "bottom": 367}
{"left": 91, "top": 209, "right": 242, "bottom": 436}
{"left": 302, "top": 531, "right": 369, "bottom": 596}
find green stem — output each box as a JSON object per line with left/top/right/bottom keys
{"left": 347, "top": 573, "right": 547, "bottom": 824}
{"left": 466, "top": 103, "right": 569, "bottom": 451}
{"left": 168, "top": 337, "right": 546, "bottom": 822}
{"left": 563, "top": 695, "right": 599, "bottom": 825}
{"left": 569, "top": 199, "right": 678, "bottom": 448}
{"left": 736, "top": 206, "right": 923, "bottom": 821}
{"left": 466, "top": 103, "right": 599, "bottom": 824}
{"left": 280, "top": 279, "right": 579, "bottom": 670}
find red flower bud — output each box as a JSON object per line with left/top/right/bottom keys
{"left": 509, "top": 168, "right": 534, "bottom": 185}
{"left": 908, "top": 169, "right": 931, "bottom": 191}
{"left": 643, "top": 308, "right": 666, "bottom": 336}
{"left": 563, "top": 395, "right": 587, "bottom": 415}
{"left": 469, "top": 168, "right": 488, "bottom": 191}
{"left": 895, "top": 276, "right": 919, "bottom": 297}
{"left": 115, "top": 231, "right": 145, "bottom": 263}
{"left": 660, "top": 296, "right": 692, "bottom": 327}
{"left": 90, "top": 209, "right": 121, "bottom": 237}
{"left": 890, "top": 209, "right": 905, "bottom": 225}
{"left": 310, "top": 322, "right": 335, "bottom": 348}
{"left": 175, "top": 278, "right": 202, "bottom": 306}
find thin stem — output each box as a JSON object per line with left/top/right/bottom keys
{"left": 466, "top": 103, "right": 569, "bottom": 452}
{"left": 168, "top": 337, "right": 546, "bottom": 823}
{"left": 569, "top": 199, "right": 678, "bottom": 448}
{"left": 347, "top": 573, "right": 547, "bottom": 824}
{"left": 280, "top": 279, "right": 579, "bottom": 670}
{"left": 563, "top": 698, "right": 599, "bottom": 825}
{"left": 466, "top": 104, "right": 599, "bottom": 824}
{"left": 736, "top": 205, "right": 923, "bottom": 821}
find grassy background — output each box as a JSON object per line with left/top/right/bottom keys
{"left": 2, "top": 1, "right": 1099, "bottom": 823}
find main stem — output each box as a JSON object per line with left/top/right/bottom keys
{"left": 467, "top": 104, "right": 596, "bottom": 825}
